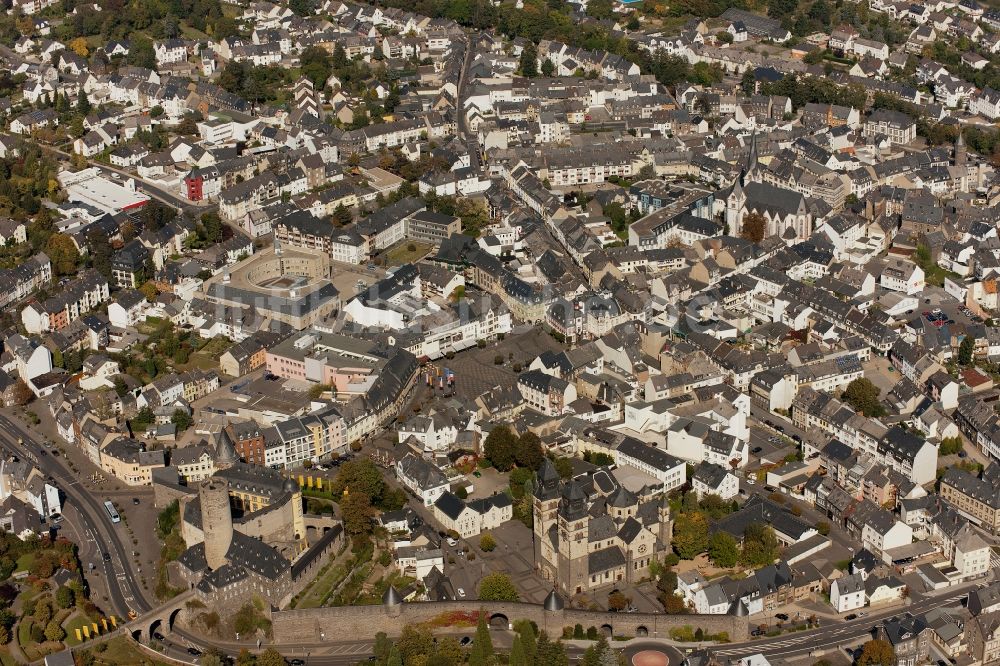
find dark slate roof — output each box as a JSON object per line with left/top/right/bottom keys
{"left": 588, "top": 546, "right": 627, "bottom": 575}
{"left": 434, "top": 491, "right": 466, "bottom": 521}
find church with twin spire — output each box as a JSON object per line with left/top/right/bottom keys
{"left": 532, "top": 459, "right": 673, "bottom": 596}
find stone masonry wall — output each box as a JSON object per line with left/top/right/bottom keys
{"left": 271, "top": 601, "right": 747, "bottom": 643}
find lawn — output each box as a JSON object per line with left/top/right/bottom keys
{"left": 292, "top": 550, "right": 352, "bottom": 609}
{"left": 15, "top": 553, "right": 33, "bottom": 573}
{"left": 197, "top": 336, "right": 231, "bottom": 356}
{"left": 82, "top": 636, "right": 174, "bottom": 666}
{"left": 924, "top": 264, "right": 958, "bottom": 287}
{"left": 184, "top": 336, "right": 232, "bottom": 372}
{"left": 384, "top": 241, "right": 433, "bottom": 267}
{"left": 185, "top": 352, "right": 222, "bottom": 372}
{"left": 63, "top": 613, "right": 94, "bottom": 646}
{"left": 16, "top": 619, "right": 32, "bottom": 651}
{"left": 135, "top": 317, "right": 168, "bottom": 336}
{"left": 16, "top": 617, "right": 61, "bottom": 662}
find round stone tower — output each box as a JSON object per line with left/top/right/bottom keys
{"left": 199, "top": 478, "right": 233, "bottom": 571}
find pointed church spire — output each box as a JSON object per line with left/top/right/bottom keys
{"left": 746, "top": 130, "right": 759, "bottom": 176}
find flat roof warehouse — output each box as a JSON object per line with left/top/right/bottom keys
{"left": 58, "top": 168, "right": 151, "bottom": 215}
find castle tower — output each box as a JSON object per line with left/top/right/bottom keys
{"left": 954, "top": 131, "right": 967, "bottom": 168}
{"left": 199, "top": 478, "right": 233, "bottom": 570}
{"left": 214, "top": 430, "right": 239, "bottom": 470}
{"left": 283, "top": 477, "right": 306, "bottom": 550}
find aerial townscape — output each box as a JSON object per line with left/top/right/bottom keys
{"left": 3, "top": 0, "right": 1000, "bottom": 663}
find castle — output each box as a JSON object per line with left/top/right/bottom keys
{"left": 532, "top": 459, "right": 673, "bottom": 596}
{"left": 166, "top": 432, "right": 342, "bottom": 611}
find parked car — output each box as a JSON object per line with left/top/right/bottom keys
{"left": 457, "top": 587, "right": 466, "bottom": 597}
{"left": 844, "top": 614, "right": 857, "bottom": 621}
{"left": 446, "top": 538, "right": 458, "bottom": 547}
{"left": 460, "top": 637, "right": 472, "bottom": 646}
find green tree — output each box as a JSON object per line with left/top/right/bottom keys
{"left": 583, "top": 636, "right": 612, "bottom": 666}
{"left": 34, "top": 598, "right": 52, "bottom": 626}
{"left": 479, "top": 572, "right": 519, "bottom": 601}
{"left": 940, "top": 436, "right": 964, "bottom": 456}
{"left": 200, "top": 211, "right": 223, "bottom": 243}
{"left": 469, "top": 613, "right": 495, "bottom": 666}
{"left": 534, "top": 632, "right": 568, "bottom": 666}
{"left": 45, "top": 233, "right": 80, "bottom": 275}
{"left": 331, "top": 458, "right": 385, "bottom": 500}
{"left": 857, "top": 640, "right": 894, "bottom": 666}
{"left": 514, "top": 432, "right": 544, "bottom": 470}
{"left": 510, "top": 634, "right": 526, "bottom": 666}
{"left": 672, "top": 511, "right": 709, "bottom": 559}
{"left": 959, "top": 335, "right": 976, "bottom": 366}
{"left": 340, "top": 490, "right": 375, "bottom": 535}
{"left": 301, "top": 46, "right": 333, "bottom": 88}
{"left": 171, "top": 409, "right": 193, "bottom": 431}
{"left": 708, "top": 531, "right": 739, "bottom": 567}
{"left": 127, "top": 36, "right": 157, "bottom": 69}
{"left": 515, "top": 621, "right": 538, "bottom": 664}
{"left": 55, "top": 585, "right": 74, "bottom": 608}
{"left": 374, "top": 632, "right": 393, "bottom": 665}
{"left": 741, "top": 523, "right": 779, "bottom": 567}
{"left": 289, "top": 0, "right": 315, "bottom": 16}
{"left": 177, "top": 114, "right": 200, "bottom": 136}
{"left": 435, "top": 636, "right": 463, "bottom": 666}
{"left": 842, "top": 378, "right": 885, "bottom": 417}
{"left": 387, "top": 646, "right": 402, "bottom": 666}
{"left": 768, "top": 0, "right": 797, "bottom": 19}
{"left": 484, "top": 425, "right": 518, "bottom": 471}
{"left": 398, "top": 624, "right": 434, "bottom": 665}
{"left": 257, "top": 648, "right": 287, "bottom": 666}
{"left": 553, "top": 457, "right": 573, "bottom": 479}
{"left": 87, "top": 228, "right": 113, "bottom": 281}
{"left": 519, "top": 43, "right": 538, "bottom": 77}
{"left": 332, "top": 204, "right": 353, "bottom": 226}
{"left": 541, "top": 58, "right": 555, "bottom": 77}
{"left": 480, "top": 533, "right": 497, "bottom": 552}
{"left": 44, "top": 620, "right": 65, "bottom": 642}
{"left": 741, "top": 69, "right": 756, "bottom": 95}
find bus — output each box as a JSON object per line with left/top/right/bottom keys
{"left": 104, "top": 501, "right": 120, "bottom": 524}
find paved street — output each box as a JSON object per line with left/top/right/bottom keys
{"left": 0, "top": 412, "right": 152, "bottom": 618}
{"left": 710, "top": 584, "right": 976, "bottom": 660}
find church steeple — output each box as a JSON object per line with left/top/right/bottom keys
{"left": 744, "top": 130, "right": 760, "bottom": 183}
{"left": 954, "top": 130, "right": 967, "bottom": 168}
